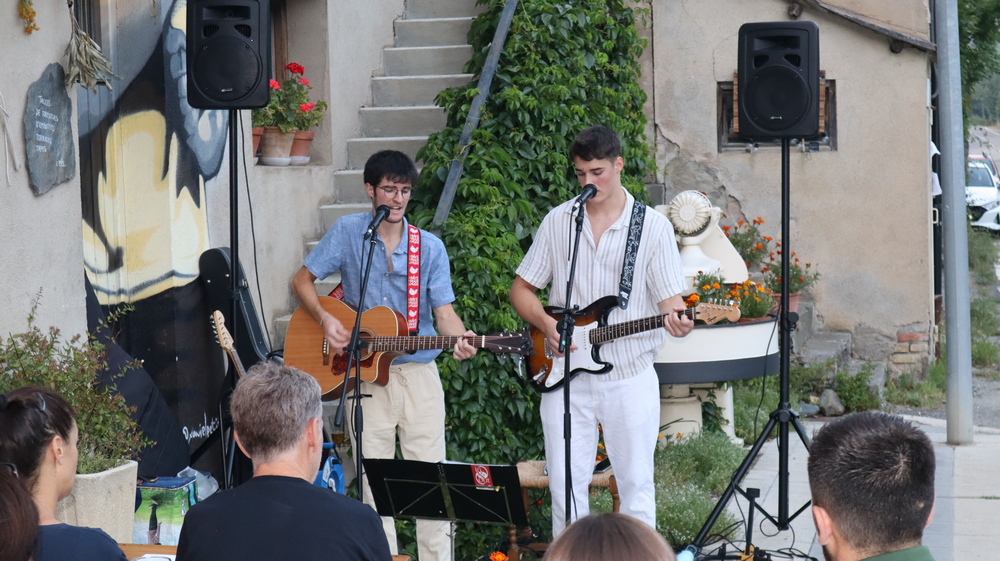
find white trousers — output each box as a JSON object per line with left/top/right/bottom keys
{"left": 540, "top": 367, "right": 661, "bottom": 536}
{"left": 347, "top": 361, "right": 451, "bottom": 561}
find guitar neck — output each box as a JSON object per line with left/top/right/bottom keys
{"left": 589, "top": 308, "right": 693, "bottom": 345}
{"left": 367, "top": 335, "right": 483, "bottom": 352}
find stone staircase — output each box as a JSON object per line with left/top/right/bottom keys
{"left": 273, "top": 0, "right": 480, "bottom": 349}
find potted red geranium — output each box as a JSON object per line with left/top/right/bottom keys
{"left": 251, "top": 62, "right": 328, "bottom": 165}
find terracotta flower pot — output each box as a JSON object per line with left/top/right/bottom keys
{"left": 770, "top": 291, "right": 800, "bottom": 314}
{"left": 290, "top": 130, "right": 314, "bottom": 166}
{"left": 259, "top": 126, "right": 296, "bottom": 166}
{"left": 251, "top": 126, "right": 263, "bottom": 159}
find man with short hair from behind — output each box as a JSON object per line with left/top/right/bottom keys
{"left": 176, "top": 362, "right": 391, "bottom": 561}
{"left": 807, "top": 411, "right": 937, "bottom": 561}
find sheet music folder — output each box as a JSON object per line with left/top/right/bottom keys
{"left": 363, "top": 459, "right": 527, "bottom": 527}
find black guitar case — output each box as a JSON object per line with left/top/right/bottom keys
{"left": 198, "top": 247, "right": 275, "bottom": 370}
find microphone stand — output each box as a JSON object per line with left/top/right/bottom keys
{"left": 552, "top": 199, "right": 588, "bottom": 527}
{"left": 334, "top": 222, "right": 381, "bottom": 499}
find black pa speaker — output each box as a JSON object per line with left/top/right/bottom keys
{"left": 737, "top": 21, "right": 819, "bottom": 139}
{"left": 186, "top": 0, "right": 271, "bottom": 109}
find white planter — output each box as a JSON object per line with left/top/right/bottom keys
{"left": 56, "top": 460, "right": 138, "bottom": 543}
{"left": 655, "top": 318, "right": 779, "bottom": 384}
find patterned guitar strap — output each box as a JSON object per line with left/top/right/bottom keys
{"left": 617, "top": 200, "right": 646, "bottom": 310}
{"left": 329, "top": 224, "right": 422, "bottom": 335}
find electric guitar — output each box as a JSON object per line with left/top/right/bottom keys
{"left": 284, "top": 296, "right": 533, "bottom": 400}
{"left": 526, "top": 296, "right": 740, "bottom": 393}
{"left": 211, "top": 310, "right": 248, "bottom": 379}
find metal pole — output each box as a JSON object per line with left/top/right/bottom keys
{"left": 935, "top": 0, "right": 974, "bottom": 444}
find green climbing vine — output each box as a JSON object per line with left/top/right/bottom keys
{"left": 405, "top": 0, "right": 654, "bottom": 556}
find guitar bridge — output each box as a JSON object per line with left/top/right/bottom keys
{"left": 543, "top": 341, "right": 554, "bottom": 360}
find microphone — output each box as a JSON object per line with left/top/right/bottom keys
{"left": 571, "top": 184, "right": 598, "bottom": 212}
{"left": 364, "top": 205, "right": 391, "bottom": 240}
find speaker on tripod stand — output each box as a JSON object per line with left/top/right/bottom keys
{"left": 186, "top": 0, "right": 272, "bottom": 487}
{"left": 677, "top": 20, "right": 819, "bottom": 561}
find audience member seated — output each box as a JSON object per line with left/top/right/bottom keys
{"left": 545, "top": 513, "right": 675, "bottom": 561}
{"left": 808, "top": 411, "right": 937, "bottom": 561}
{"left": 0, "top": 386, "right": 127, "bottom": 561}
{"left": 175, "top": 362, "right": 392, "bottom": 561}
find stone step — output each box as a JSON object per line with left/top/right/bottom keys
{"left": 384, "top": 45, "right": 472, "bottom": 76}
{"left": 395, "top": 17, "right": 474, "bottom": 47}
{"left": 405, "top": 0, "right": 485, "bottom": 19}
{"left": 333, "top": 170, "right": 368, "bottom": 203}
{"left": 360, "top": 105, "right": 446, "bottom": 137}
{"left": 320, "top": 203, "right": 372, "bottom": 232}
{"left": 372, "top": 74, "right": 473, "bottom": 107}
{"left": 346, "top": 136, "right": 427, "bottom": 168}
{"left": 798, "top": 331, "right": 852, "bottom": 369}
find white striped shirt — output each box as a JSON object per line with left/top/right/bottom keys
{"left": 516, "top": 188, "right": 687, "bottom": 381}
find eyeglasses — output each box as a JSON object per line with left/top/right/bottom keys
{"left": 377, "top": 186, "right": 412, "bottom": 198}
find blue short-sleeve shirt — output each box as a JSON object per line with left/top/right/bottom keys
{"left": 303, "top": 212, "right": 456, "bottom": 363}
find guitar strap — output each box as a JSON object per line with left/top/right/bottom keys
{"left": 404, "top": 224, "right": 421, "bottom": 335}
{"left": 617, "top": 200, "right": 646, "bottom": 310}
{"left": 328, "top": 224, "right": 422, "bottom": 335}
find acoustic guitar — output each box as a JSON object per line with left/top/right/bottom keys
{"left": 526, "top": 296, "right": 740, "bottom": 393}
{"left": 284, "top": 296, "right": 532, "bottom": 399}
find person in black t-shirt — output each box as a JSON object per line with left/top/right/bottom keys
{"left": 176, "top": 362, "right": 391, "bottom": 561}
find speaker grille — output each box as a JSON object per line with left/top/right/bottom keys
{"left": 746, "top": 66, "right": 808, "bottom": 132}
{"left": 235, "top": 24, "right": 252, "bottom": 38}
{"left": 194, "top": 36, "right": 262, "bottom": 102}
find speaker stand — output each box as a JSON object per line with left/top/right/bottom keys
{"left": 676, "top": 138, "right": 812, "bottom": 561}
{"left": 222, "top": 108, "right": 243, "bottom": 489}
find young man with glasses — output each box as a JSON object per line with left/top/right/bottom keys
{"left": 291, "top": 149, "right": 476, "bottom": 561}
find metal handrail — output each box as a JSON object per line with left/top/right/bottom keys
{"left": 431, "top": 0, "right": 519, "bottom": 231}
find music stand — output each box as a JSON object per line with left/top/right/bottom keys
{"left": 364, "top": 459, "right": 528, "bottom": 560}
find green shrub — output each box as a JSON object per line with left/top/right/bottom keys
{"left": 970, "top": 296, "right": 1000, "bottom": 338}
{"left": 972, "top": 337, "right": 999, "bottom": 367}
{"left": 832, "top": 366, "right": 880, "bottom": 412}
{"left": 968, "top": 221, "right": 999, "bottom": 285}
{"left": 590, "top": 432, "right": 742, "bottom": 546}
{"left": 405, "top": 1, "right": 654, "bottom": 556}
{"left": 885, "top": 373, "right": 946, "bottom": 408}
{"left": 0, "top": 305, "right": 148, "bottom": 474}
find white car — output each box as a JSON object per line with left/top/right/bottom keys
{"left": 966, "top": 160, "right": 999, "bottom": 220}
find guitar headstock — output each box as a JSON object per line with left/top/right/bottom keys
{"left": 211, "top": 310, "right": 235, "bottom": 353}
{"left": 485, "top": 331, "right": 535, "bottom": 356}
{"left": 693, "top": 300, "right": 742, "bottom": 325}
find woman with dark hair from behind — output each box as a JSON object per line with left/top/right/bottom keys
{"left": 0, "top": 386, "right": 127, "bottom": 561}
{"left": 545, "top": 513, "right": 676, "bottom": 561}
{"left": 0, "top": 461, "right": 39, "bottom": 561}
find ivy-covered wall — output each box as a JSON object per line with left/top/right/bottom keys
{"left": 406, "top": 0, "right": 655, "bottom": 554}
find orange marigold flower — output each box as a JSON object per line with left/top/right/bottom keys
{"left": 798, "top": 277, "right": 805, "bottom": 282}
{"left": 737, "top": 220, "right": 744, "bottom": 226}
{"left": 755, "top": 244, "right": 763, "bottom": 250}
{"left": 712, "top": 283, "right": 721, "bottom": 289}
{"left": 702, "top": 285, "right": 710, "bottom": 290}
{"left": 722, "top": 225, "right": 730, "bottom": 231}
{"left": 763, "top": 236, "right": 773, "bottom": 241}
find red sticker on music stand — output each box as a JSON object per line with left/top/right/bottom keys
{"left": 471, "top": 465, "right": 493, "bottom": 489}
